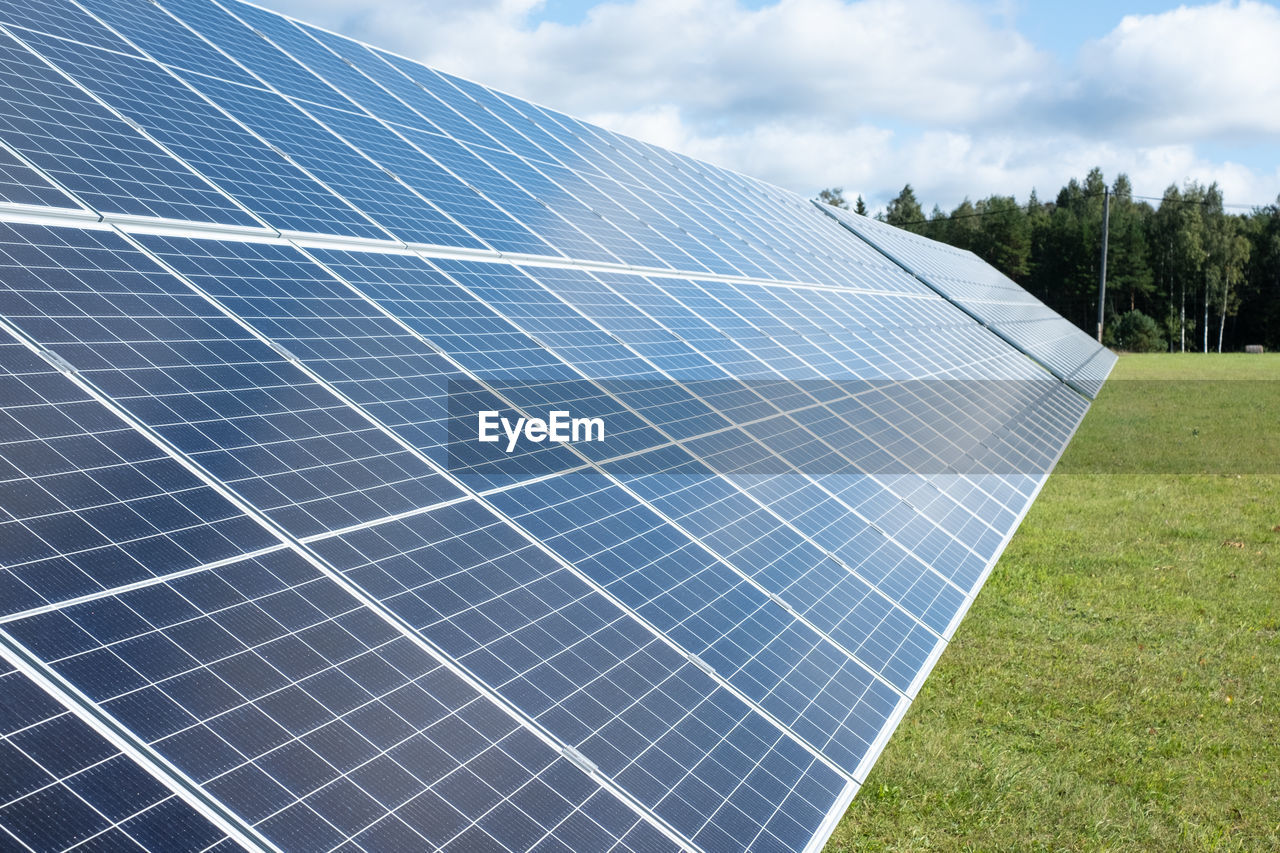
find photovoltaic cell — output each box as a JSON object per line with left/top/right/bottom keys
{"left": 486, "top": 472, "right": 902, "bottom": 775}
{"left": 158, "top": 0, "right": 353, "bottom": 113}
{"left": 374, "top": 50, "right": 508, "bottom": 152}
{"left": 129, "top": 234, "right": 577, "bottom": 487}
{"left": 0, "top": 143, "right": 80, "bottom": 210}
{"left": 0, "top": 658, "right": 234, "bottom": 852}
{"left": 451, "top": 262, "right": 728, "bottom": 441}
{"left": 307, "top": 249, "right": 668, "bottom": 464}
{"left": 306, "top": 496, "right": 850, "bottom": 851}
{"left": 475, "top": 149, "right": 670, "bottom": 269}
{"left": 4, "top": 550, "right": 676, "bottom": 852}
{"left": 0, "top": 0, "right": 142, "bottom": 56}
{"left": 273, "top": 102, "right": 491, "bottom": 250}
{"left": 169, "top": 74, "right": 455, "bottom": 245}
{"left": 0, "top": 221, "right": 462, "bottom": 540}
{"left": 411, "top": 130, "right": 599, "bottom": 258}
{"left": 0, "top": 29, "right": 256, "bottom": 226}
{"left": 533, "top": 268, "right": 776, "bottom": 423}
{"left": 819, "top": 206, "right": 1118, "bottom": 396}
{"left": 225, "top": 2, "right": 431, "bottom": 133}
{"left": 15, "top": 31, "right": 389, "bottom": 241}
{"left": 75, "top": 0, "right": 262, "bottom": 89}
{"left": 0, "top": 338, "right": 277, "bottom": 618}
{"left": 610, "top": 449, "right": 942, "bottom": 695}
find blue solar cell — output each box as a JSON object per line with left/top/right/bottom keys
{"left": 0, "top": 658, "right": 233, "bottom": 852}
{"left": 576, "top": 175, "right": 730, "bottom": 275}
{"left": 537, "top": 269, "right": 776, "bottom": 422}
{"left": 0, "top": 222, "right": 462, "bottom": 539}
{"left": 820, "top": 206, "right": 1118, "bottom": 395}
{"left": 0, "top": 30, "right": 255, "bottom": 226}
{"left": 448, "top": 262, "right": 727, "bottom": 440}
{"left": 305, "top": 250, "right": 668, "bottom": 464}
{"left": 0, "top": 338, "right": 278, "bottom": 617}
{"left": 130, "top": 234, "right": 575, "bottom": 487}
{"left": 281, "top": 37, "right": 443, "bottom": 137}
{"left": 168, "top": 73, "right": 465, "bottom": 245}
{"left": 691, "top": 459, "right": 967, "bottom": 634}
{"left": 304, "top": 496, "right": 850, "bottom": 847}
{"left": 17, "top": 32, "right": 387, "bottom": 241}
{"left": 640, "top": 279, "right": 824, "bottom": 410}
{"left": 0, "top": 0, "right": 141, "bottom": 56}
{"left": 389, "top": 124, "right": 568, "bottom": 256}
{"left": 0, "top": 143, "right": 79, "bottom": 209}
{"left": 602, "top": 274, "right": 805, "bottom": 399}
{"left": 4, "top": 551, "right": 675, "bottom": 852}
{"left": 418, "top": 133, "right": 619, "bottom": 261}
{"left": 157, "top": 0, "right": 352, "bottom": 112}
{"left": 472, "top": 148, "right": 666, "bottom": 268}
{"left": 486, "top": 472, "right": 902, "bottom": 774}
{"left": 436, "top": 70, "right": 602, "bottom": 175}
{"left": 226, "top": 2, "right": 435, "bottom": 132}
{"left": 265, "top": 102, "right": 490, "bottom": 250}
{"left": 610, "top": 448, "right": 943, "bottom": 694}
{"left": 76, "top": 0, "right": 261, "bottom": 88}
{"left": 374, "top": 50, "right": 508, "bottom": 151}
{"left": 406, "top": 68, "right": 562, "bottom": 166}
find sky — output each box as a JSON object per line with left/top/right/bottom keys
{"left": 257, "top": 0, "right": 1280, "bottom": 213}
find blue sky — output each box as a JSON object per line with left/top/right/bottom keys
{"left": 261, "top": 0, "right": 1280, "bottom": 213}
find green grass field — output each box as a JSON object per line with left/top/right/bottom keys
{"left": 825, "top": 353, "right": 1280, "bottom": 852}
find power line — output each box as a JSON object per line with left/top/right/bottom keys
{"left": 1128, "top": 193, "right": 1266, "bottom": 211}
{"left": 853, "top": 188, "right": 1277, "bottom": 228}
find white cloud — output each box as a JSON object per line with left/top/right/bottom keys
{"left": 260, "top": 0, "right": 1280, "bottom": 210}
{"left": 269, "top": 0, "right": 1047, "bottom": 127}
{"left": 1072, "top": 0, "right": 1280, "bottom": 142}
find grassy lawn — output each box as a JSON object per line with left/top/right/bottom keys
{"left": 825, "top": 353, "right": 1280, "bottom": 852}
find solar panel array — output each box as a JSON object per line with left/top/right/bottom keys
{"left": 0, "top": 1, "right": 1114, "bottom": 851}
{"left": 818, "top": 205, "right": 1118, "bottom": 398}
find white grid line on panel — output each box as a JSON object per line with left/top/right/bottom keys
{"left": 491, "top": 264, "right": 983, "bottom": 598}
{"left": 10, "top": 562, "right": 627, "bottom": 853}
{"left": 94, "top": 225, "right": 787, "bottom": 848}
{"left": 0, "top": 635, "right": 276, "bottom": 852}
{"left": 272, "top": 241, "right": 869, "bottom": 779}
{"left": 0, "top": 24, "right": 268, "bottom": 232}
{"left": 180, "top": 0, "right": 521, "bottom": 253}
{"left": 0, "top": 302, "right": 697, "bottom": 853}
{"left": 42, "top": 1, "right": 407, "bottom": 244}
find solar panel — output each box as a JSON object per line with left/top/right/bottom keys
{"left": 817, "top": 205, "right": 1118, "bottom": 397}
{"left": 0, "top": 0, "right": 1111, "bottom": 850}
{"left": 0, "top": 658, "right": 238, "bottom": 852}
{"left": 0, "top": 142, "right": 85, "bottom": 212}
{"left": 0, "top": 28, "right": 256, "bottom": 227}
{"left": 14, "top": 30, "right": 392, "bottom": 242}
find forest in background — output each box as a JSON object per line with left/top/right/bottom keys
{"left": 817, "top": 169, "right": 1280, "bottom": 352}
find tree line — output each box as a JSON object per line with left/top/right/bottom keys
{"left": 818, "top": 169, "right": 1280, "bottom": 352}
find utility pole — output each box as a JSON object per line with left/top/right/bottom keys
{"left": 1097, "top": 186, "right": 1110, "bottom": 343}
